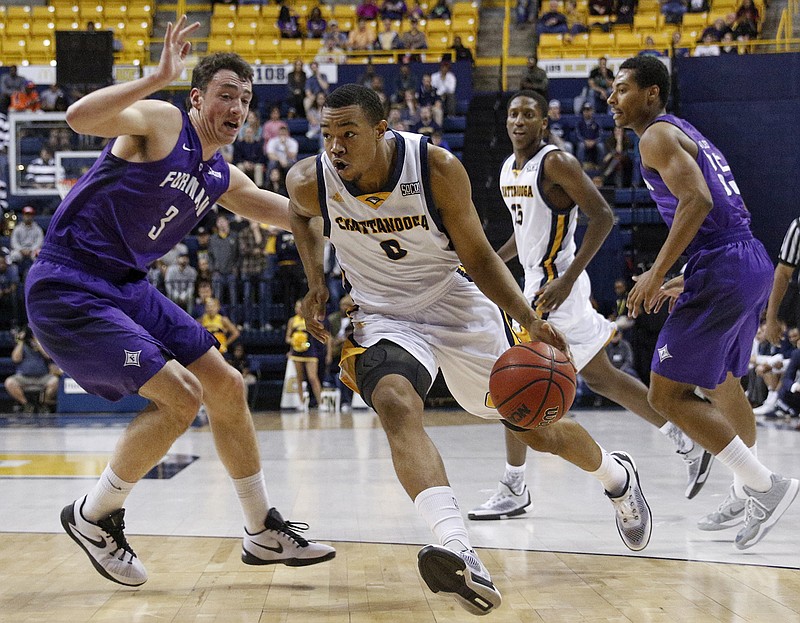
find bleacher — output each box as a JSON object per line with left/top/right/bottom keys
{"left": 0, "top": 0, "right": 153, "bottom": 65}
{"left": 208, "top": 1, "right": 479, "bottom": 63}
{"left": 536, "top": 0, "right": 765, "bottom": 58}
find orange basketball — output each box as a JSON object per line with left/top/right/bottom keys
{"left": 489, "top": 342, "right": 577, "bottom": 429}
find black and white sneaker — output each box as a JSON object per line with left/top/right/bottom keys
{"left": 60, "top": 496, "right": 147, "bottom": 586}
{"left": 242, "top": 507, "right": 336, "bottom": 567}
{"left": 417, "top": 544, "right": 502, "bottom": 616}
{"left": 605, "top": 451, "right": 652, "bottom": 552}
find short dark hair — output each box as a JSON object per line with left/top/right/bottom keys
{"left": 325, "top": 83, "right": 385, "bottom": 125}
{"left": 191, "top": 52, "right": 254, "bottom": 93}
{"left": 619, "top": 56, "right": 670, "bottom": 107}
{"left": 507, "top": 89, "right": 549, "bottom": 117}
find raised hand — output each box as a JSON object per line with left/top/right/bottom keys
{"left": 154, "top": 15, "right": 201, "bottom": 86}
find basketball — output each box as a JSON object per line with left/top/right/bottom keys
{"left": 489, "top": 342, "right": 577, "bottom": 429}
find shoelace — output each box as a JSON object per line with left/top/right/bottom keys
{"left": 97, "top": 509, "right": 138, "bottom": 560}
{"left": 743, "top": 496, "right": 768, "bottom": 527}
{"left": 714, "top": 491, "right": 740, "bottom": 514}
{"left": 613, "top": 490, "right": 640, "bottom": 524}
{"left": 271, "top": 519, "right": 311, "bottom": 546}
{"left": 666, "top": 425, "right": 693, "bottom": 455}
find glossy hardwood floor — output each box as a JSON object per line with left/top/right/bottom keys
{"left": 1, "top": 407, "right": 798, "bottom": 622}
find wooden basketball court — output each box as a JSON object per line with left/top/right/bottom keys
{"left": 1, "top": 408, "right": 798, "bottom": 622}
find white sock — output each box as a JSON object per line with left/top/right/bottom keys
{"left": 659, "top": 422, "right": 694, "bottom": 454}
{"left": 233, "top": 471, "right": 271, "bottom": 534}
{"left": 717, "top": 437, "right": 772, "bottom": 495}
{"left": 502, "top": 462, "right": 526, "bottom": 494}
{"left": 83, "top": 464, "right": 136, "bottom": 522}
{"left": 733, "top": 442, "right": 758, "bottom": 498}
{"left": 414, "top": 486, "right": 471, "bottom": 552}
{"left": 589, "top": 450, "right": 629, "bottom": 497}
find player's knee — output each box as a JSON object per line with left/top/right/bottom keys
{"left": 371, "top": 378, "right": 423, "bottom": 435}
{"left": 163, "top": 375, "right": 203, "bottom": 428}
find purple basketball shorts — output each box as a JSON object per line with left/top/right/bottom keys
{"left": 25, "top": 259, "right": 216, "bottom": 401}
{"left": 652, "top": 238, "right": 772, "bottom": 389}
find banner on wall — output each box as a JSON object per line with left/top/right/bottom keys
{"left": 142, "top": 61, "right": 338, "bottom": 86}
{"left": 539, "top": 56, "right": 670, "bottom": 78}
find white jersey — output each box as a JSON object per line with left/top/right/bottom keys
{"left": 318, "top": 130, "right": 461, "bottom": 314}
{"left": 500, "top": 144, "right": 614, "bottom": 371}
{"left": 499, "top": 143, "right": 578, "bottom": 299}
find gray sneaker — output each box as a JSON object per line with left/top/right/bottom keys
{"left": 606, "top": 451, "right": 652, "bottom": 551}
{"left": 417, "top": 544, "right": 502, "bottom": 616}
{"left": 697, "top": 486, "right": 746, "bottom": 531}
{"left": 467, "top": 482, "right": 531, "bottom": 521}
{"left": 682, "top": 446, "right": 714, "bottom": 499}
{"left": 735, "top": 474, "right": 799, "bottom": 550}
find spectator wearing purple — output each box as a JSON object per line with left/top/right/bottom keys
{"left": 306, "top": 7, "right": 328, "bottom": 38}
{"left": 357, "top": 0, "right": 381, "bottom": 20}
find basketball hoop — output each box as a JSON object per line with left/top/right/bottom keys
{"left": 56, "top": 177, "right": 78, "bottom": 200}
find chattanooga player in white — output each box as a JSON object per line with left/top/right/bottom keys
{"left": 468, "top": 90, "right": 713, "bottom": 523}
{"left": 287, "top": 84, "right": 652, "bottom": 616}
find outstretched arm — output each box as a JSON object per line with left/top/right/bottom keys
{"left": 219, "top": 165, "right": 291, "bottom": 231}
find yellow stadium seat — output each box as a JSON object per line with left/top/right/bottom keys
{"left": 208, "top": 35, "right": 234, "bottom": 53}
{"left": 333, "top": 4, "right": 357, "bottom": 19}
{"left": 633, "top": 13, "right": 658, "bottom": 32}
{"left": 55, "top": 18, "right": 80, "bottom": 30}
{"left": 26, "top": 36, "right": 54, "bottom": 63}
{"left": 278, "top": 37, "right": 304, "bottom": 59}
{"left": 32, "top": 6, "right": 55, "bottom": 19}
{"left": 52, "top": 3, "right": 80, "bottom": 19}
{"left": 127, "top": 5, "right": 152, "bottom": 23}
{"left": 337, "top": 17, "right": 354, "bottom": 32}
{"left": 303, "top": 37, "right": 323, "bottom": 56}
{"left": 262, "top": 5, "right": 281, "bottom": 19}
{"left": 560, "top": 32, "right": 589, "bottom": 57}
{"left": 7, "top": 6, "right": 32, "bottom": 19}
{"left": 681, "top": 27, "right": 701, "bottom": 41}
{"left": 588, "top": 31, "right": 615, "bottom": 55}
{"left": 648, "top": 31, "right": 673, "bottom": 48}
{"left": 425, "top": 18, "right": 451, "bottom": 35}
{"left": 238, "top": 4, "right": 261, "bottom": 19}
{"left": 234, "top": 36, "right": 257, "bottom": 56}
{"left": 427, "top": 33, "right": 451, "bottom": 51}
{"left": 211, "top": 16, "right": 235, "bottom": 35}
{"left": 259, "top": 21, "right": 280, "bottom": 36}
{"left": 681, "top": 12, "right": 708, "bottom": 29}
{"left": 616, "top": 31, "right": 642, "bottom": 53}
{"left": 451, "top": 16, "right": 477, "bottom": 35}
{"left": 637, "top": 0, "right": 660, "bottom": 13}
{"left": 294, "top": 4, "right": 311, "bottom": 18}
{"left": 79, "top": 3, "right": 104, "bottom": 20}
{"left": 255, "top": 37, "right": 281, "bottom": 59}
{"left": 125, "top": 20, "right": 151, "bottom": 38}
{"left": 452, "top": 1, "right": 479, "bottom": 19}
{"left": 319, "top": 5, "right": 333, "bottom": 19}
{"left": 538, "top": 33, "right": 563, "bottom": 58}
{"left": 31, "top": 20, "right": 55, "bottom": 36}
{"left": 234, "top": 20, "right": 260, "bottom": 37}
{"left": 213, "top": 4, "right": 238, "bottom": 18}
{"left": 104, "top": 6, "right": 128, "bottom": 21}
{"left": 6, "top": 20, "right": 31, "bottom": 37}
{"left": 3, "top": 39, "right": 26, "bottom": 64}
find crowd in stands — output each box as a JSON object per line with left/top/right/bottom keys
{"left": 535, "top": 0, "right": 764, "bottom": 58}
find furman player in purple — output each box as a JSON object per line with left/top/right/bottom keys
{"left": 608, "top": 56, "right": 798, "bottom": 549}
{"left": 24, "top": 17, "right": 335, "bottom": 587}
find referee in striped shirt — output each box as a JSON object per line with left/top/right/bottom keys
{"left": 765, "top": 218, "right": 800, "bottom": 345}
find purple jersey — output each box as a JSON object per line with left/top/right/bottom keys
{"left": 42, "top": 108, "right": 230, "bottom": 277}
{"left": 640, "top": 115, "right": 752, "bottom": 255}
